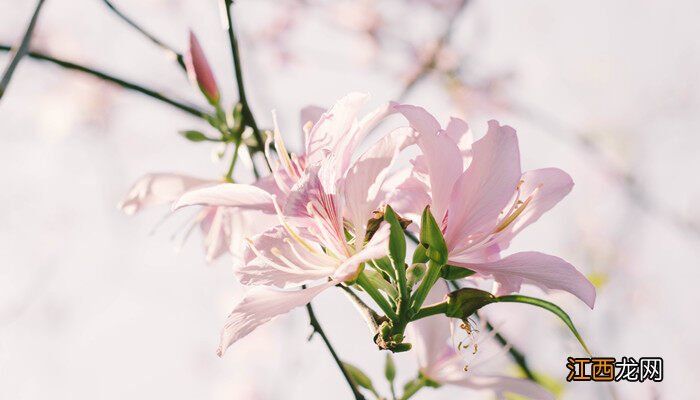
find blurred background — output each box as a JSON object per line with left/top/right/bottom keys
{"left": 1, "top": 0, "right": 698, "bottom": 399}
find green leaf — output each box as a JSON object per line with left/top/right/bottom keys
{"left": 384, "top": 205, "right": 407, "bottom": 270}
{"left": 342, "top": 362, "right": 379, "bottom": 396}
{"left": 179, "top": 130, "right": 213, "bottom": 142}
{"left": 418, "top": 206, "right": 447, "bottom": 265}
{"left": 496, "top": 295, "right": 591, "bottom": 356}
{"left": 441, "top": 265, "right": 475, "bottom": 280}
{"left": 385, "top": 353, "right": 396, "bottom": 382}
{"left": 445, "top": 287, "right": 496, "bottom": 320}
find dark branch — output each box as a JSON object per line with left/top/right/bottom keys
{"left": 0, "top": 44, "right": 207, "bottom": 118}
{"left": 0, "top": 0, "right": 48, "bottom": 100}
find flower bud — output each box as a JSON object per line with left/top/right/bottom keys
{"left": 185, "top": 31, "right": 220, "bottom": 105}
{"left": 445, "top": 287, "right": 496, "bottom": 321}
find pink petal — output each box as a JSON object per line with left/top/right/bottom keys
{"left": 217, "top": 281, "right": 336, "bottom": 356}
{"left": 185, "top": 31, "right": 219, "bottom": 104}
{"left": 305, "top": 92, "right": 370, "bottom": 167}
{"left": 453, "top": 251, "right": 596, "bottom": 308}
{"left": 118, "top": 173, "right": 210, "bottom": 215}
{"left": 394, "top": 104, "right": 463, "bottom": 221}
{"left": 333, "top": 224, "right": 390, "bottom": 281}
{"left": 443, "top": 375, "right": 554, "bottom": 400}
{"left": 496, "top": 168, "right": 574, "bottom": 249}
{"left": 238, "top": 226, "right": 336, "bottom": 288}
{"left": 172, "top": 183, "right": 275, "bottom": 213}
{"left": 445, "top": 120, "right": 522, "bottom": 250}
{"left": 343, "top": 128, "right": 410, "bottom": 240}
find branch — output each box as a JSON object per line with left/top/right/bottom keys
{"left": 305, "top": 299, "right": 366, "bottom": 400}
{"left": 101, "top": 0, "right": 186, "bottom": 70}
{"left": 0, "top": 0, "right": 47, "bottom": 100}
{"left": 220, "top": 0, "right": 266, "bottom": 154}
{"left": 0, "top": 44, "right": 207, "bottom": 118}
{"left": 339, "top": 284, "right": 383, "bottom": 334}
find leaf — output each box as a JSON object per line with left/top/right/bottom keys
{"left": 418, "top": 206, "right": 447, "bottom": 265}
{"left": 445, "top": 287, "right": 496, "bottom": 320}
{"left": 179, "top": 130, "right": 212, "bottom": 142}
{"left": 385, "top": 353, "right": 396, "bottom": 382}
{"left": 496, "top": 295, "right": 591, "bottom": 356}
{"left": 342, "top": 362, "right": 379, "bottom": 396}
{"left": 441, "top": 265, "right": 475, "bottom": 280}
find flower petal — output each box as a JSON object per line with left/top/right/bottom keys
{"left": 496, "top": 168, "right": 574, "bottom": 249}
{"left": 344, "top": 128, "right": 411, "bottom": 240}
{"left": 445, "top": 120, "right": 522, "bottom": 250}
{"left": 118, "top": 173, "right": 210, "bottom": 215}
{"left": 217, "top": 281, "right": 336, "bottom": 356}
{"left": 172, "top": 183, "right": 275, "bottom": 213}
{"left": 305, "top": 92, "right": 370, "bottom": 167}
{"left": 333, "top": 223, "right": 391, "bottom": 281}
{"left": 238, "top": 226, "right": 336, "bottom": 288}
{"left": 394, "top": 104, "right": 463, "bottom": 222}
{"left": 453, "top": 251, "right": 596, "bottom": 308}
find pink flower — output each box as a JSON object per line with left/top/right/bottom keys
{"left": 118, "top": 173, "right": 274, "bottom": 262}
{"left": 185, "top": 31, "right": 220, "bottom": 105}
{"left": 409, "top": 286, "right": 554, "bottom": 399}
{"left": 392, "top": 104, "right": 596, "bottom": 308}
{"left": 176, "top": 94, "right": 411, "bottom": 356}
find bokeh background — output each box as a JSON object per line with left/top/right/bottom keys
{"left": 1, "top": 0, "right": 699, "bottom": 399}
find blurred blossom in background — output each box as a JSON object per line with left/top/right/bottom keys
{"left": 1, "top": 0, "right": 699, "bottom": 399}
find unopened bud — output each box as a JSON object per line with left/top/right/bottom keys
{"left": 185, "top": 31, "right": 220, "bottom": 105}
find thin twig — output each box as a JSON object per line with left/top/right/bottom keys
{"left": 101, "top": 0, "right": 186, "bottom": 70}
{"left": 0, "top": 44, "right": 207, "bottom": 118}
{"left": 305, "top": 299, "right": 366, "bottom": 400}
{"left": 220, "top": 0, "right": 267, "bottom": 155}
{"left": 0, "top": 0, "right": 48, "bottom": 100}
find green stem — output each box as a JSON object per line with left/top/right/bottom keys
{"left": 356, "top": 272, "right": 398, "bottom": 320}
{"left": 305, "top": 299, "right": 366, "bottom": 400}
{"left": 411, "top": 300, "right": 447, "bottom": 321}
{"left": 0, "top": 44, "right": 207, "bottom": 118}
{"left": 101, "top": 0, "right": 185, "bottom": 70}
{"left": 224, "top": 135, "right": 242, "bottom": 181}
{"left": 410, "top": 260, "right": 443, "bottom": 315}
{"left": 0, "top": 0, "right": 47, "bottom": 100}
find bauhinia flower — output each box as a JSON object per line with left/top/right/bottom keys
{"left": 408, "top": 286, "right": 554, "bottom": 399}
{"left": 392, "top": 104, "right": 596, "bottom": 308}
{"left": 172, "top": 93, "right": 412, "bottom": 355}
{"left": 185, "top": 31, "right": 220, "bottom": 105}
{"left": 118, "top": 173, "right": 275, "bottom": 262}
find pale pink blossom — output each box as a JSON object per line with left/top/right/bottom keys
{"left": 392, "top": 105, "right": 596, "bottom": 308}
{"left": 177, "top": 94, "right": 411, "bottom": 356}
{"left": 408, "top": 286, "right": 554, "bottom": 399}
{"left": 118, "top": 173, "right": 274, "bottom": 262}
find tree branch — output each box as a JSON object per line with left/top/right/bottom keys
{"left": 0, "top": 0, "right": 47, "bottom": 100}
{"left": 0, "top": 44, "right": 207, "bottom": 118}
{"left": 220, "top": 0, "right": 266, "bottom": 154}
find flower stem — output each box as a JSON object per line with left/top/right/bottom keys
{"left": 400, "top": 376, "right": 427, "bottom": 400}
{"left": 411, "top": 300, "right": 447, "bottom": 321}
{"left": 101, "top": 0, "right": 186, "bottom": 70}
{"left": 0, "top": 44, "right": 207, "bottom": 118}
{"left": 409, "top": 260, "right": 443, "bottom": 315}
{"left": 305, "top": 300, "right": 366, "bottom": 400}
{"left": 0, "top": 0, "right": 47, "bottom": 101}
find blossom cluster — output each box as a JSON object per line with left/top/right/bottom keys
{"left": 120, "top": 89, "right": 595, "bottom": 399}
